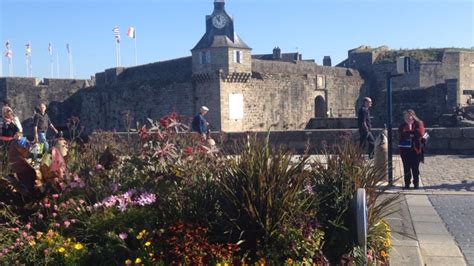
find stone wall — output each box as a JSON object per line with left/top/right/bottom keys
{"left": 218, "top": 60, "right": 365, "bottom": 131}
{"left": 345, "top": 49, "right": 474, "bottom": 127}
{"left": 0, "top": 77, "right": 90, "bottom": 134}
{"left": 220, "top": 127, "right": 474, "bottom": 155}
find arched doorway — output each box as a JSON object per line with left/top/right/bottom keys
{"left": 315, "top": 96, "right": 327, "bottom": 118}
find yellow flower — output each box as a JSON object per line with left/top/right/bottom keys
{"left": 149, "top": 253, "right": 154, "bottom": 257}
{"left": 384, "top": 239, "right": 391, "bottom": 248}
{"left": 74, "top": 243, "right": 84, "bottom": 250}
{"left": 135, "top": 258, "right": 142, "bottom": 264}
{"left": 286, "top": 258, "right": 294, "bottom": 265}
{"left": 380, "top": 250, "right": 388, "bottom": 257}
{"left": 29, "top": 240, "right": 36, "bottom": 246}
{"left": 124, "top": 259, "right": 132, "bottom": 265}
{"left": 58, "top": 247, "right": 66, "bottom": 253}
{"left": 216, "top": 264, "right": 222, "bottom": 266}
{"left": 144, "top": 241, "right": 151, "bottom": 246}
{"left": 224, "top": 263, "right": 229, "bottom": 266}
{"left": 136, "top": 235, "right": 143, "bottom": 240}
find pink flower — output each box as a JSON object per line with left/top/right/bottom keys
{"left": 44, "top": 203, "right": 51, "bottom": 208}
{"left": 95, "top": 164, "right": 104, "bottom": 171}
{"left": 119, "top": 233, "right": 127, "bottom": 240}
{"left": 52, "top": 213, "right": 57, "bottom": 217}
{"left": 64, "top": 221, "right": 71, "bottom": 228}
{"left": 79, "top": 199, "right": 85, "bottom": 205}
{"left": 60, "top": 203, "right": 67, "bottom": 208}
{"left": 21, "top": 232, "right": 27, "bottom": 238}
{"left": 38, "top": 213, "right": 44, "bottom": 220}
{"left": 52, "top": 194, "right": 59, "bottom": 199}
{"left": 25, "top": 223, "right": 31, "bottom": 230}
{"left": 71, "top": 219, "right": 77, "bottom": 224}
{"left": 2, "top": 248, "right": 9, "bottom": 254}
{"left": 54, "top": 223, "right": 60, "bottom": 228}
{"left": 43, "top": 249, "right": 49, "bottom": 254}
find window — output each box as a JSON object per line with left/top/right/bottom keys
{"left": 199, "top": 51, "right": 211, "bottom": 64}
{"left": 233, "top": 50, "right": 243, "bottom": 64}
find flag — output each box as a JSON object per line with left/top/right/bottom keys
{"left": 113, "top": 27, "right": 121, "bottom": 43}
{"left": 48, "top": 42, "right": 53, "bottom": 55}
{"left": 5, "top": 50, "right": 12, "bottom": 59}
{"left": 25, "top": 42, "right": 32, "bottom": 56}
{"left": 127, "top": 27, "right": 135, "bottom": 39}
{"left": 5, "top": 40, "right": 10, "bottom": 50}
{"left": 66, "top": 43, "right": 70, "bottom": 54}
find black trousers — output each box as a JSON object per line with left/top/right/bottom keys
{"left": 359, "top": 131, "right": 375, "bottom": 157}
{"left": 401, "top": 149, "right": 421, "bottom": 187}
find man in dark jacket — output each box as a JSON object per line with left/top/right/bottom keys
{"left": 192, "top": 106, "right": 209, "bottom": 139}
{"left": 358, "top": 97, "right": 374, "bottom": 158}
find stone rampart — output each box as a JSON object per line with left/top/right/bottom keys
{"left": 220, "top": 128, "right": 474, "bottom": 155}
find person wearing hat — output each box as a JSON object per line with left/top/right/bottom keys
{"left": 192, "top": 106, "right": 210, "bottom": 139}
{"left": 398, "top": 109, "right": 425, "bottom": 189}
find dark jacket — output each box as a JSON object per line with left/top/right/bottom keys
{"left": 191, "top": 113, "right": 207, "bottom": 134}
{"left": 358, "top": 107, "right": 371, "bottom": 133}
{"left": 398, "top": 120, "right": 425, "bottom": 156}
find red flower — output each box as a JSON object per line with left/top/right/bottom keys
{"left": 139, "top": 126, "right": 148, "bottom": 140}
{"left": 183, "top": 146, "right": 194, "bottom": 154}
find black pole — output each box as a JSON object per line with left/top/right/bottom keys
{"left": 386, "top": 73, "right": 393, "bottom": 186}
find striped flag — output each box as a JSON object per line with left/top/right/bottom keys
{"left": 66, "top": 43, "right": 70, "bottom": 54}
{"left": 113, "top": 27, "right": 121, "bottom": 43}
{"left": 127, "top": 27, "right": 135, "bottom": 39}
{"left": 48, "top": 42, "right": 53, "bottom": 55}
{"left": 25, "top": 42, "right": 32, "bottom": 56}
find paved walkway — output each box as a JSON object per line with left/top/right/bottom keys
{"left": 429, "top": 196, "right": 474, "bottom": 265}
{"left": 387, "top": 155, "right": 473, "bottom": 265}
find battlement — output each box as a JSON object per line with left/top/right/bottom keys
{"left": 95, "top": 56, "right": 192, "bottom": 86}
{"left": 251, "top": 59, "right": 361, "bottom": 78}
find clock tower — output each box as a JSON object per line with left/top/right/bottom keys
{"left": 191, "top": 0, "right": 252, "bottom": 77}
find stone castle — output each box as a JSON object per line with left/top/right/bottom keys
{"left": 0, "top": 0, "right": 473, "bottom": 135}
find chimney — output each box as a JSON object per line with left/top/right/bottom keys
{"left": 273, "top": 47, "right": 282, "bottom": 60}
{"left": 323, "top": 56, "right": 332, "bottom": 66}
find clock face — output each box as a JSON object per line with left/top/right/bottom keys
{"left": 212, "top": 14, "right": 227, "bottom": 29}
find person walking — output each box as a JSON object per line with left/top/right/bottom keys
{"left": 191, "top": 106, "right": 209, "bottom": 140}
{"left": 33, "top": 103, "right": 58, "bottom": 153}
{"left": 358, "top": 97, "right": 374, "bottom": 158}
{"left": 398, "top": 109, "right": 425, "bottom": 189}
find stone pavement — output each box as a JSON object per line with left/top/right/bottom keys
{"left": 429, "top": 196, "right": 474, "bottom": 266}
{"left": 420, "top": 155, "right": 474, "bottom": 191}
{"left": 387, "top": 155, "right": 473, "bottom": 266}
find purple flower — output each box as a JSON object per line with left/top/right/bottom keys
{"left": 119, "top": 233, "right": 128, "bottom": 240}
{"left": 135, "top": 192, "right": 156, "bottom": 206}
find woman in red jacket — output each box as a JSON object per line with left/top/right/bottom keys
{"left": 398, "top": 109, "right": 425, "bottom": 189}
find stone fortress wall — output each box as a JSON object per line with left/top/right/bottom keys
{"left": 0, "top": 0, "right": 472, "bottom": 136}
{"left": 340, "top": 47, "right": 474, "bottom": 127}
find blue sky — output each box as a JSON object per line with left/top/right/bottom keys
{"left": 1, "top": 0, "right": 473, "bottom": 79}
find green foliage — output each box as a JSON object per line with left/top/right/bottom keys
{"left": 310, "top": 136, "right": 399, "bottom": 263}
{"left": 215, "top": 133, "right": 323, "bottom": 263}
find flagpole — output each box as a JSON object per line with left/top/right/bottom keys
{"left": 56, "top": 52, "right": 60, "bottom": 78}
{"left": 69, "top": 51, "right": 74, "bottom": 79}
{"left": 50, "top": 54, "right": 53, "bottom": 78}
{"left": 29, "top": 55, "right": 32, "bottom": 77}
{"left": 26, "top": 55, "right": 29, "bottom": 77}
{"left": 134, "top": 34, "right": 137, "bottom": 66}
{"left": 117, "top": 42, "right": 122, "bottom": 67}
{"left": 9, "top": 56, "right": 13, "bottom": 77}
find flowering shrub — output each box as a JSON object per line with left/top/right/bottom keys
{"left": 0, "top": 114, "right": 396, "bottom": 265}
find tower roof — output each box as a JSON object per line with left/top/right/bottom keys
{"left": 192, "top": 0, "right": 251, "bottom": 51}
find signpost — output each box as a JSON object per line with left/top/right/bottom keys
{"left": 387, "top": 56, "right": 410, "bottom": 185}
